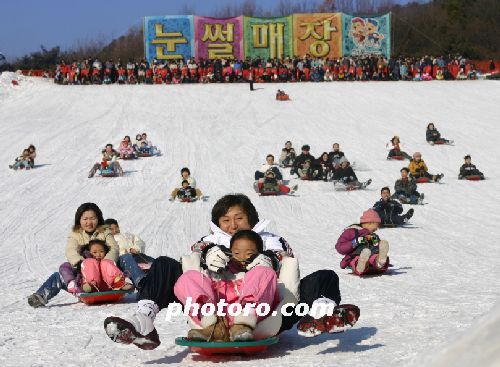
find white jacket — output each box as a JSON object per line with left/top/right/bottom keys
{"left": 193, "top": 219, "right": 293, "bottom": 257}
{"left": 258, "top": 163, "right": 282, "bottom": 174}
{"left": 114, "top": 232, "right": 146, "bottom": 255}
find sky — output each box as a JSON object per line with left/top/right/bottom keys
{"left": 0, "top": 0, "right": 423, "bottom": 61}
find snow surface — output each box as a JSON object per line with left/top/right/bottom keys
{"left": 1, "top": 73, "right": 499, "bottom": 367}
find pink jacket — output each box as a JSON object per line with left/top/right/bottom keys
{"left": 335, "top": 225, "right": 371, "bottom": 268}
{"left": 119, "top": 143, "right": 134, "bottom": 155}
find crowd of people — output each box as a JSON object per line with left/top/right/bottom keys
{"left": 53, "top": 55, "right": 488, "bottom": 85}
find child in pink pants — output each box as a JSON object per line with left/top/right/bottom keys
{"left": 174, "top": 230, "right": 279, "bottom": 342}
{"left": 62, "top": 239, "right": 132, "bottom": 293}
{"left": 335, "top": 209, "right": 390, "bottom": 276}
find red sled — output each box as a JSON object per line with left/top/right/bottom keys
{"left": 434, "top": 140, "right": 446, "bottom": 145}
{"left": 79, "top": 290, "right": 130, "bottom": 305}
{"left": 415, "top": 177, "right": 430, "bottom": 183}
{"left": 174, "top": 337, "right": 279, "bottom": 356}
{"left": 387, "top": 156, "right": 404, "bottom": 161}
{"left": 276, "top": 94, "right": 290, "bottom": 101}
{"left": 11, "top": 80, "right": 19, "bottom": 86}
{"left": 466, "top": 175, "right": 482, "bottom": 181}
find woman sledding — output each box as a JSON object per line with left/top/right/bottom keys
{"left": 28, "top": 203, "right": 133, "bottom": 307}
{"left": 386, "top": 136, "right": 411, "bottom": 160}
{"left": 426, "top": 123, "right": 453, "bottom": 145}
{"left": 104, "top": 194, "right": 360, "bottom": 349}
{"left": 88, "top": 144, "right": 124, "bottom": 178}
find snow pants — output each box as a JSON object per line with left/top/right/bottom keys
{"left": 173, "top": 268, "right": 277, "bottom": 327}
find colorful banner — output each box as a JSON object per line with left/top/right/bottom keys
{"left": 293, "top": 13, "right": 342, "bottom": 58}
{"left": 144, "top": 16, "right": 195, "bottom": 63}
{"left": 194, "top": 16, "right": 244, "bottom": 60}
{"left": 342, "top": 13, "right": 391, "bottom": 57}
{"left": 243, "top": 16, "right": 293, "bottom": 60}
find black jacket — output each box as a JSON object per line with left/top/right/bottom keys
{"left": 373, "top": 199, "right": 403, "bottom": 225}
{"left": 332, "top": 166, "right": 357, "bottom": 182}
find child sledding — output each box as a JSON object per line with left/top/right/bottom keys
{"left": 386, "top": 136, "right": 411, "bottom": 160}
{"left": 459, "top": 155, "right": 485, "bottom": 180}
{"left": 408, "top": 152, "right": 443, "bottom": 183}
{"left": 392, "top": 167, "right": 424, "bottom": 204}
{"left": 133, "top": 133, "right": 161, "bottom": 156}
{"left": 9, "top": 144, "right": 36, "bottom": 170}
{"left": 174, "top": 229, "right": 297, "bottom": 342}
{"left": 332, "top": 157, "right": 372, "bottom": 190}
{"left": 426, "top": 123, "right": 454, "bottom": 145}
{"left": 254, "top": 169, "right": 297, "bottom": 195}
{"left": 335, "top": 209, "right": 390, "bottom": 276}
{"left": 279, "top": 141, "right": 296, "bottom": 167}
{"left": 118, "top": 136, "right": 136, "bottom": 159}
{"left": 170, "top": 167, "right": 204, "bottom": 202}
{"left": 88, "top": 144, "right": 124, "bottom": 178}
{"left": 373, "top": 187, "right": 414, "bottom": 227}
{"left": 276, "top": 89, "right": 290, "bottom": 101}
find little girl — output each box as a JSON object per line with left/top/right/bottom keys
{"left": 174, "top": 230, "right": 279, "bottom": 342}
{"left": 60, "top": 239, "right": 133, "bottom": 293}
{"left": 386, "top": 136, "right": 411, "bottom": 160}
{"left": 426, "top": 123, "right": 453, "bottom": 145}
{"left": 335, "top": 209, "right": 390, "bottom": 276}
{"left": 118, "top": 139, "right": 135, "bottom": 159}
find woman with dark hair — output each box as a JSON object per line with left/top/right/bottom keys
{"left": 28, "top": 203, "right": 121, "bottom": 307}
{"left": 104, "top": 194, "right": 359, "bottom": 350}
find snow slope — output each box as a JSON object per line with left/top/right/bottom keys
{"left": 0, "top": 73, "right": 499, "bottom": 367}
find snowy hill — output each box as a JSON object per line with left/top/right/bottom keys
{"left": 1, "top": 73, "right": 499, "bottom": 367}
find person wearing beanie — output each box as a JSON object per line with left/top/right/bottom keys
{"left": 373, "top": 187, "right": 414, "bottom": 226}
{"left": 335, "top": 209, "right": 390, "bottom": 276}
{"left": 392, "top": 167, "right": 424, "bottom": 204}
{"left": 408, "top": 152, "right": 443, "bottom": 182}
{"left": 332, "top": 158, "right": 372, "bottom": 190}
{"left": 458, "top": 155, "right": 485, "bottom": 180}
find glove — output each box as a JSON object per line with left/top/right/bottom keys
{"left": 246, "top": 253, "right": 273, "bottom": 271}
{"left": 202, "top": 245, "right": 229, "bottom": 273}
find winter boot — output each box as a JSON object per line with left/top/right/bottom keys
{"left": 417, "top": 193, "right": 425, "bottom": 205}
{"left": 187, "top": 316, "right": 230, "bottom": 342}
{"left": 28, "top": 293, "right": 47, "bottom": 308}
{"left": 297, "top": 299, "right": 360, "bottom": 337}
{"left": 229, "top": 324, "right": 254, "bottom": 341}
{"left": 104, "top": 300, "right": 160, "bottom": 350}
{"left": 376, "top": 240, "right": 389, "bottom": 268}
{"left": 404, "top": 209, "right": 414, "bottom": 222}
{"left": 355, "top": 248, "right": 371, "bottom": 273}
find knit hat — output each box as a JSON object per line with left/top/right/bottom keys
{"left": 413, "top": 152, "right": 422, "bottom": 158}
{"left": 360, "top": 209, "right": 381, "bottom": 224}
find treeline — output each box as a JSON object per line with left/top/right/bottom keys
{"left": 2, "top": 0, "right": 498, "bottom": 72}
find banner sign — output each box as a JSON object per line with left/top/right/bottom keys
{"left": 342, "top": 13, "right": 390, "bottom": 57}
{"left": 293, "top": 13, "right": 342, "bottom": 58}
{"left": 144, "top": 16, "right": 195, "bottom": 62}
{"left": 144, "top": 13, "right": 391, "bottom": 62}
{"left": 194, "top": 16, "right": 244, "bottom": 60}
